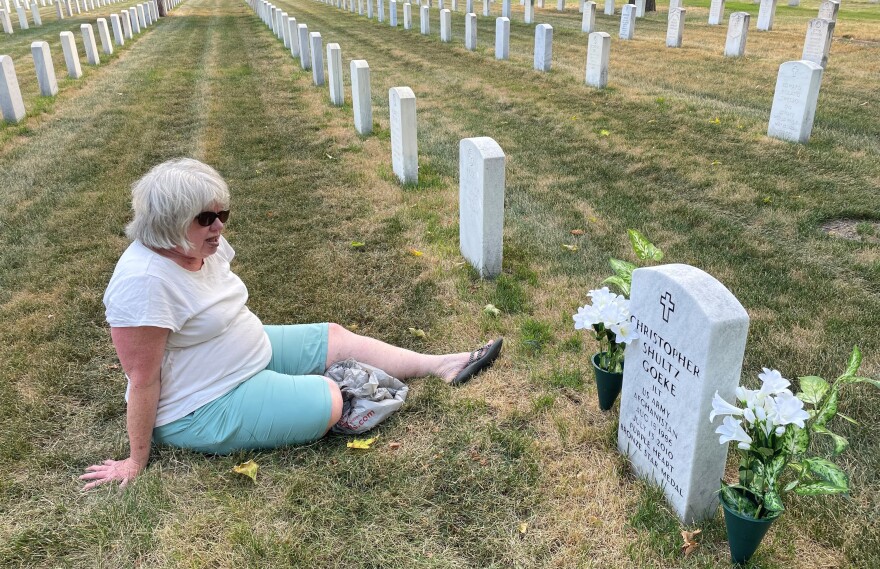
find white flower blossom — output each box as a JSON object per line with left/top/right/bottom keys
{"left": 588, "top": 287, "right": 616, "bottom": 310}
{"left": 609, "top": 320, "right": 639, "bottom": 345}
{"left": 775, "top": 425, "right": 786, "bottom": 436}
{"left": 770, "top": 391, "right": 810, "bottom": 428}
{"left": 573, "top": 304, "right": 602, "bottom": 330}
{"left": 716, "top": 416, "right": 753, "bottom": 450}
{"left": 709, "top": 392, "right": 743, "bottom": 423}
{"left": 758, "top": 368, "right": 791, "bottom": 397}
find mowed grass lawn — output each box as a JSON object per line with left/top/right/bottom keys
{"left": 1, "top": 0, "right": 879, "bottom": 566}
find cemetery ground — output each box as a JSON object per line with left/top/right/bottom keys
{"left": 1, "top": 0, "right": 879, "bottom": 565}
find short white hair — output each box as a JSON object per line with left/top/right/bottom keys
{"left": 126, "top": 158, "right": 230, "bottom": 251}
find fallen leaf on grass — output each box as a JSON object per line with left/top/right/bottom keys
{"left": 347, "top": 436, "right": 378, "bottom": 450}
{"left": 408, "top": 327, "right": 427, "bottom": 338}
{"left": 388, "top": 442, "right": 401, "bottom": 450}
{"left": 599, "top": 129, "right": 611, "bottom": 137}
{"left": 325, "top": 153, "right": 335, "bottom": 159}
{"left": 570, "top": 229, "right": 585, "bottom": 236}
{"left": 232, "top": 460, "right": 259, "bottom": 482}
{"left": 680, "top": 529, "right": 701, "bottom": 556}
{"left": 709, "top": 117, "right": 721, "bottom": 124}
{"left": 711, "top": 160, "right": 722, "bottom": 166}
{"left": 562, "top": 244, "right": 578, "bottom": 252}
{"left": 351, "top": 241, "right": 365, "bottom": 248}
{"left": 408, "top": 248, "right": 424, "bottom": 257}
{"left": 518, "top": 522, "right": 528, "bottom": 535}
{"left": 588, "top": 216, "right": 598, "bottom": 223}
{"left": 483, "top": 304, "right": 501, "bottom": 317}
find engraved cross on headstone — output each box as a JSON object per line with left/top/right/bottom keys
{"left": 660, "top": 291, "right": 675, "bottom": 322}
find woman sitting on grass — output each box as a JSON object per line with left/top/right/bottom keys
{"left": 81, "top": 158, "right": 503, "bottom": 490}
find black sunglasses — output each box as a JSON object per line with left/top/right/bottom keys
{"left": 194, "top": 210, "right": 230, "bottom": 227}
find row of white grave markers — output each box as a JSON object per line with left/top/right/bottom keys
{"left": 0, "top": 0, "right": 161, "bottom": 32}
{"left": 1, "top": 0, "right": 177, "bottom": 124}
{"left": 248, "top": 0, "right": 506, "bottom": 279}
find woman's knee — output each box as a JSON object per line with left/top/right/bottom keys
{"left": 323, "top": 376, "right": 343, "bottom": 429}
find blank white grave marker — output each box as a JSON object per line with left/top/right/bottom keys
{"left": 287, "top": 17, "right": 298, "bottom": 57}
{"left": 111, "top": 13, "right": 124, "bottom": 45}
{"left": 1, "top": 9, "right": 13, "bottom": 33}
{"left": 298, "top": 23, "right": 310, "bottom": 69}
{"left": 389, "top": 86, "right": 418, "bottom": 184}
{"left": 350, "top": 59, "right": 372, "bottom": 135}
{"left": 81, "top": 24, "right": 100, "bottom": 65}
{"left": 756, "top": 0, "right": 776, "bottom": 31}
{"left": 502, "top": 0, "right": 510, "bottom": 17}
{"left": 459, "top": 137, "right": 506, "bottom": 279}
{"left": 603, "top": 0, "right": 613, "bottom": 15}
{"left": 97, "top": 18, "right": 113, "bottom": 55}
{"left": 0, "top": 55, "right": 26, "bottom": 123}
{"left": 15, "top": 4, "right": 28, "bottom": 29}
{"left": 121, "top": 10, "right": 133, "bottom": 39}
{"left": 495, "top": 16, "right": 509, "bottom": 59}
{"left": 129, "top": 7, "right": 140, "bottom": 33}
{"left": 403, "top": 2, "right": 411, "bottom": 28}
{"left": 29, "top": 1, "right": 41, "bottom": 25}
{"left": 581, "top": 1, "right": 595, "bottom": 33}
{"left": 310, "top": 32, "right": 324, "bottom": 86}
{"left": 523, "top": 0, "right": 532, "bottom": 22}
{"left": 31, "top": 41, "right": 58, "bottom": 96}
{"left": 465, "top": 12, "right": 476, "bottom": 50}
{"left": 59, "top": 31, "right": 83, "bottom": 78}
{"left": 389, "top": 0, "right": 397, "bottom": 25}
{"left": 440, "top": 8, "right": 450, "bottom": 41}
{"left": 420, "top": 5, "right": 429, "bottom": 33}
{"left": 281, "top": 12, "right": 289, "bottom": 47}
{"left": 635, "top": 0, "right": 645, "bottom": 16}
{"left": 534, "top": 24, "right": 552, "bottom": 71}
{"left": 327, "top": 42, "right": 343, "bottom": 106}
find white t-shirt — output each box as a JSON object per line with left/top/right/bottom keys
{"left": 103, "top": 237, "right": 272, "bottom": 427}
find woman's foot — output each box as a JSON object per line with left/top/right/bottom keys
{"left": 437, "top": 339, "right": 503, "bottom": 385}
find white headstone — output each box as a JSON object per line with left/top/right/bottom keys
{"left": 756, "top": 0, "right": 776, "bottom": 31}
{"left": 534, "top": 24, "right": 552, "bottom": 71}
{"left": 801, "top": 18, "right": 834, "bottom": 68}
{"left": 281, "top": 12, "right": 289, "bottom": 47}
{"left": 298, "top": 24, "right": 311, "bottom": 69}
{"left": 0, "top": 9, "right": 13, "bottom": 33}
{"left": 29, "top": 0, "right": 40, "bottom": 25}
{"left": 31, "top": 41, "right": 57, "bottom": 97}
{"left": 121, "top": 10, "right": 132, "bottom": 39}
{"left": 459, "top": 137, "right": 505, "bottom": 279}
{"left": 0, "top": 54, "right": 25, "bottom": 123}
{"left": 585, "top": 30, "right": 609, "bottom": 88}
{"left": 557, "top": 0, "right": 564, "bottom": 11}
{"left": 110, "top": 13, "right": 124, "bottom": 45}
{"left": 666, "top": 7, "right": 684, "bottom": 47}
{"left": 378, "top": 0, "right": 384, "bottom": 21}
{"left": 81, "top": 24, "right": 100, "bottom": 65}
{"left": 618, "top": 264, "right": 750, "bottom": 524}
{"left": 420, "top": 5, "right": 429, "bottom": 33}
{"left": 15, "top": 4, "right": 28, "bottom": 28}
{"left": 403, "top": 2, "right": 411, "bottom": 28}
{"left": 440, "top": 8, "right": 450, "bottom": 41}
{"left": 668, "top": 0, "right": 681, "bottom": 19}
{"left": 287, "top": 17, "right": 299, "bottom": 57}
{"left": 466, "top": 0, "right": 473, "bottom": 12}
{"left": 350, "top": 60, "right": 372, "bottom": 135}
{"left": 707, "top": 0, "right": 723, "bottom": 25}
{"left": 144, "top": 2, "right": 153, "bottom": 25}
{"left": 310, "top": 32, "right": 324, "bottom": 86}
{"left": 523, "top": 0, "right": 532, "bottom": 22}
{"left": 817, "top": 0, "right": 838, "bottom": 22}
{"left": 724, "top": 12, "right": 749, "bottom": 57}
{"left": 619, "top": 4, "right": 635, "bottom": 40}
{"left": 129, "top": 7, "right": 140, "bottom": 33}
{"left": 482, "top": 0, "right": 489, "bottom": 16}
{"left": 495, "top": 16, "right": 509, "bottom": 59}
{"left": 136, "top": 3, "right": 145, "bottom": 28}
{"left": 358, "top": 0, "right": 363, "bottom": 15}
{"left": 325, "top": 43, "right": 343, "bottom": 107}
{"left": 452, "top": 0, "right": 458, "bottom": 10}
{"left": 367, "top": 0, "right": 373, "bottom": 18}
{"left": 389, "top": 86, "right": 418, "bottom": 184}
{"left": 635, "top": 0, "right": 645, "bottom": 16}
{"left": 767, "top": 60, "right": 823, "bottom": 144}
{"left": 465, "top": 12, "right": 476, "bottom": 50}
{"left": 502, "top": 0, "right": 510, "bottom": 17}
{"left": 390, "top": 0, "right": 397, "bottom": 25}
{"left": 97, "top": 18, "right": 113, "bottom": 55}
{"left": 581, "top": 0, "right": 595, "bottom": 32}
{"left": 788, "top": 0, "right": 798, "bottom": 6}
{"left": 59, "top": 30, "right": 83, "bottom": 78}
{"left": 603, "top": 0, "right": 613, "bottom": 16}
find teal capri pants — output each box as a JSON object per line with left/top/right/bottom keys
{"left": 153, "top": 323, "right": 332, "bottom": 455}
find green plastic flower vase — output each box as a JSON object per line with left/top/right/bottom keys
{"left": 722, "top": 500, "right": 777, "bottom": 565}
{"left": 591, "top": 352, "right": 623, "bottom": 411}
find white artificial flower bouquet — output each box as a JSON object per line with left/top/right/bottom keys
{"left": 573, "top": 287, "right": 639, "bottom": 373}
{"left": 709, "top": 346, "right": 877, "bottom": 520}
